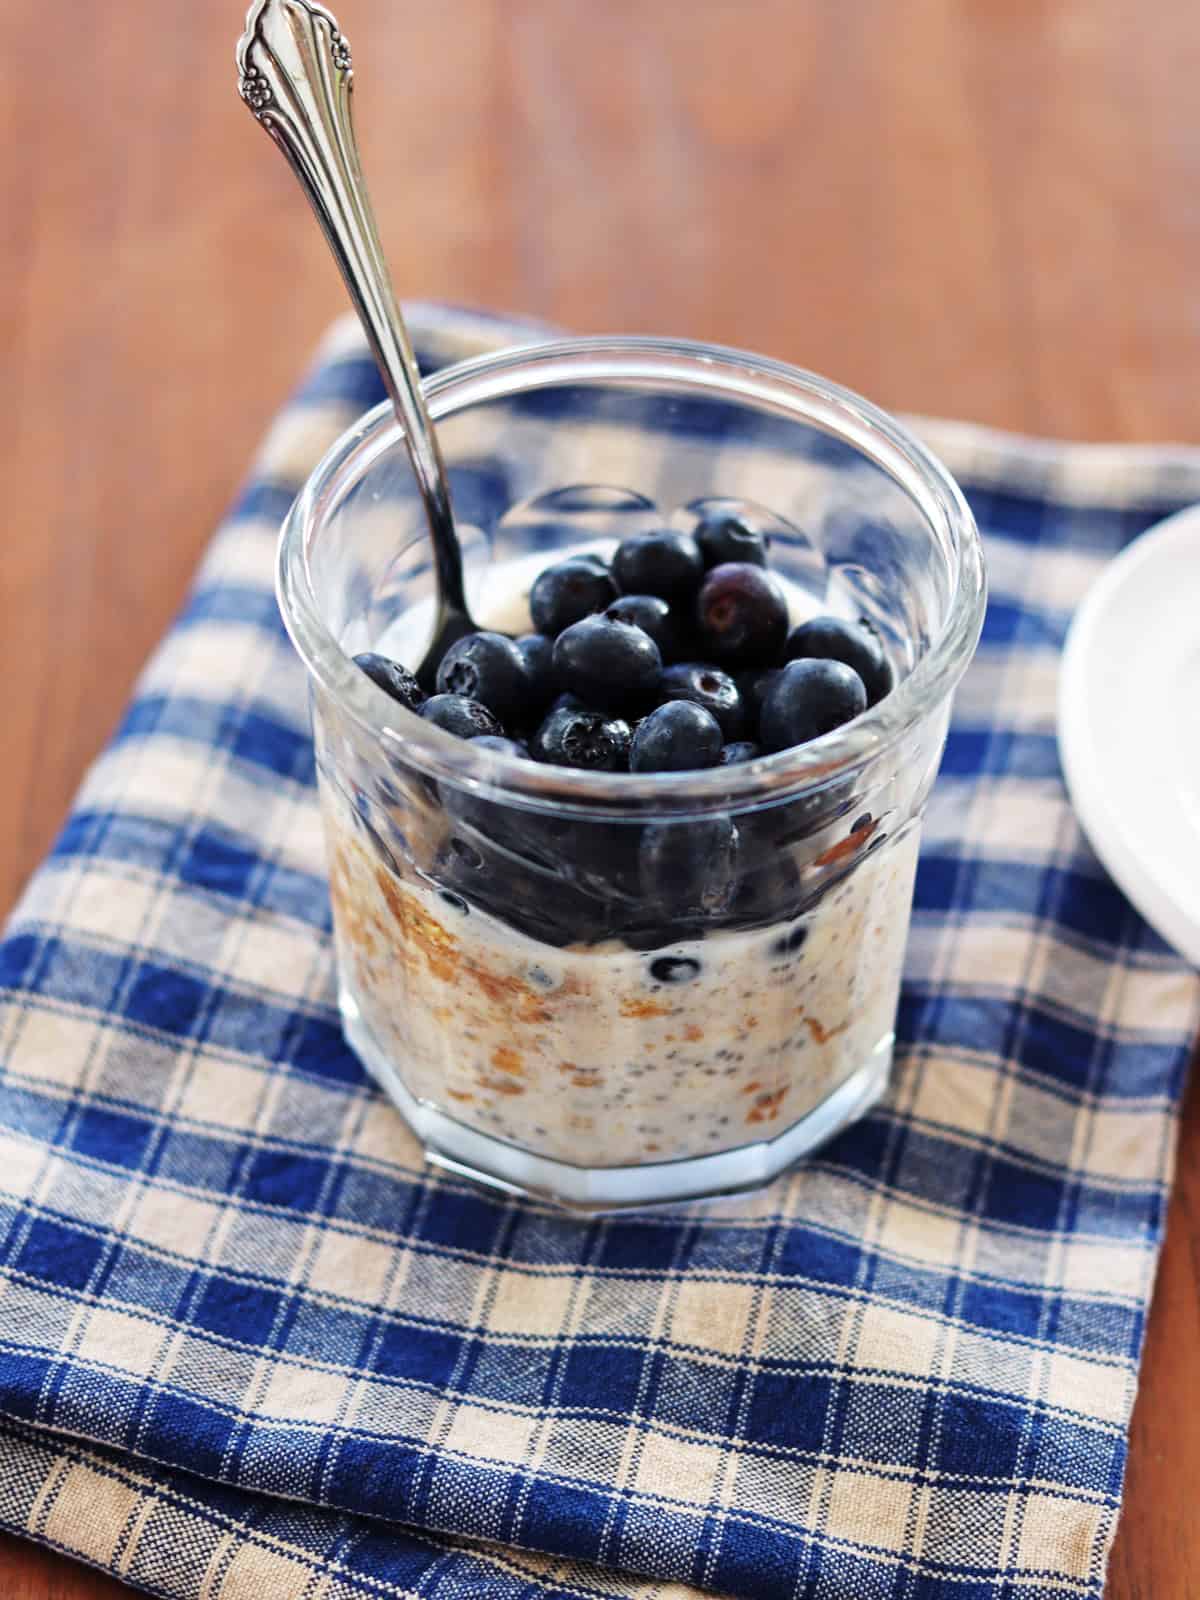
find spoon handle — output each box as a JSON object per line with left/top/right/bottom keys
{"left": 237, "top": 0, "right": 467, "bottom": 624}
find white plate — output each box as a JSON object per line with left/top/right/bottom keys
{"left": 1058, "top": 503, "right": 1200, "bottom": 966}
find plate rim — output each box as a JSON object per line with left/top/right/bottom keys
{"left": 1057, "top": 502, "right": 1200, "bottom": 967}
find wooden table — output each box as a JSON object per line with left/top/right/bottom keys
{"left": 2, "top": 1, "right": 1197, "bottom": 1594}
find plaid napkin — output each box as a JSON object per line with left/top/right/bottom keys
{"left": 1, "top": 305, "right": 1197, "bottom": 1600}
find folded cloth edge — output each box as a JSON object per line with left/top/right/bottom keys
{"left": 0, "top": 305, "right": 1197, "bottom": 1600}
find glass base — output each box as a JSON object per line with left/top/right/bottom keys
{"left": 341, "top": 988, "right": 892, "bottom": 1213}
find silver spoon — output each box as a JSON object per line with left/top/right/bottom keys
{"left": 236, "top": 0, "right": 476, "bottom": 691}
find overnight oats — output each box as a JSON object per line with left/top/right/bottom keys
{"left": 278, "top": 339, "right": 985, "bottom": 1209}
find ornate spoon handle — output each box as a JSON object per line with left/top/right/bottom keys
{"left": 237, "top": 0, "right": 471, "bottom": 674}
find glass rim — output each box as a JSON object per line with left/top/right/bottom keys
{"left": 277, "top": 335, "right": 986, "bottom": 818}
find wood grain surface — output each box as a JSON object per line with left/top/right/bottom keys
{"left": 2, "top": 1, "right": 1198, "bottom": 1595}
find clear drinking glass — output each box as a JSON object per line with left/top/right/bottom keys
{"left": 277, "top": 338, "right": 986, "bottom": 1211}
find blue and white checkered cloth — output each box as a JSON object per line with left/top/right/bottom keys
{"left": 1, "top": 306, "right": 1197, "bottom": 1600}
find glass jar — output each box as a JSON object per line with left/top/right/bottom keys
{"left": 277, "top": 338, "right": 985, "bottom": 1210}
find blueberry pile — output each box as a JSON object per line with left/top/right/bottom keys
{"left": 356, "top": 507, "right": 894, "bottom": 770}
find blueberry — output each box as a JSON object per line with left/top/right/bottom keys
{"left": 630, "top": 702, "right": 723, "bottom": 772}
{"left": 553, "top": 614, "right": 662, "bottom": 714}
{"left": 570, "top": 820, "right": 644, "bottom": 902}
{"left": 433, "top": 836, "right": 486, "bottom": 889}
{"left": 649, "top": 956, "right": 701, "bottom": 983}
{"left": 419, "top": 693, "right": 503, "bottom": 740}
{"left": 444, "top": 834, "right": 485, "bottom": 872}
{"left": 435, "top": 630, "right": 529, "bottom": 724}
{"left": 658, "top": 662, "right": 744, "bottom": 740}
{"left": 759, "top": 659, "right": 867, "bottom": 752}
{"left": 724, "top": 850, "right": 804, "bottom": 930}
{"left": 606, "top": 594, "right": 685, "bottom": 662}
{"left": 640, "top": 816, "right": 739, "bottom": 914}
{"left": 695, "top": 563, "right": 789, "bottom": 668}
{"left": 735, "top": 667, "right": 781, "bottom": 734}
{"left": 718, "top": 740, "right": 761, "bottom": 765}
{"left": 515, "top": 632, "right": 558, "bottom": 719}
{"left": 441, "top": 772, "right": 499, "bottom": 845}
{"left": 612, "top": 530, "right": 704, "bottom": 601}
{"left": 354, "top": 652, "right": 425, "bottom": 712}
{"left": 442, "top": 784, "right": 570, "bottom": 874}
{"left": 531, "top": 703, "right": 632, "bottom": 770}
{"left": 620, "top": 920, "right": 707, "bottom": 951}
{"left": 771, "top": 923, "right": 809, "bottom": 957}
{"left": 530, "top": 557, "right": 619, "bottom": 636}
{"left": 433, "top": 835, "right": 610, "bottom": 947}
{"left": 784, "top": 615, "right": 894, "bottom": 705}
{"left": 692, "top": 506, "right": 769, "bottom": 569}
{"left": 744, "top": 778, "right": 857, "bottom": 849}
